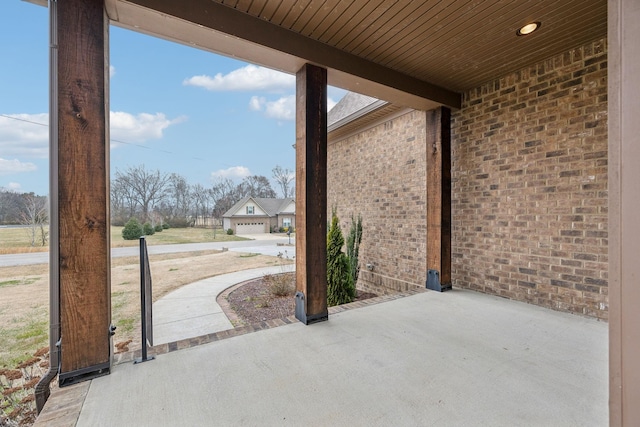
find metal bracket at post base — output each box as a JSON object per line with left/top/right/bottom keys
{"left": 426, "top": 269, "right": 452, "bottom": 292}
{"left": 295, "top": 291, "right": 328, "bottom": 325}
{"left": 59, "top": 361, "right": 110, "bottom": 387}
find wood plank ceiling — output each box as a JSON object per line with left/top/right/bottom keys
{"left": 109, "top": 0, "right": 607, "bottom": 107}
{"left": 210, "top": 0, "right": 607, "bottom": 92}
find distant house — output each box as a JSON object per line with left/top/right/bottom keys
{"left": 222, "top": 197, "right": 295, "bottom": 234}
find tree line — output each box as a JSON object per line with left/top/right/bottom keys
{"left": 0, "top": 190, "right": 49, "bottom": 246}
{"left": 0, "top": 164, "right": 294, "bottom": 236}
{"left": 110, "top": 164, "right": 294, "bottom": 227}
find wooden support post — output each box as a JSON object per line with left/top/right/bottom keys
{"left": 426, "top": 107, "right": 452, "bottom": 292}
{"left": 609, "top": 0, "right": 640, "bottom": 423}
{"left": 294, "top": 64, "right": 328, "bottom": 324}
{"left": 56, "top": 0, "right": 112, "bottom": 385}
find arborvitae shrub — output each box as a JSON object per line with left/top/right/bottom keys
{"left": 122, "top": 218, "right": 143, "bottom": 240}
{"left": 143, "top": 222, "right": 155, "bottom": 236}
{"left": 346, "top": 214, "right": 363, "bottom": 287}
{"left": 154, "top": 225, "right": 163, "bottom": 232}
{"left": 326, "top": 212, "right": 355, "bottom": 306}
{"left": 227, "top": 228, "right": 234, "bottom": 235}
{"left": 162, "top": 223, "right": 170, "bottom": 229}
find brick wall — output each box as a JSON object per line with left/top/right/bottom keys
{"left": 328, "top": 110, "right": 428, "bottom": 294}
{"left": 328, "top": 38, "right": 608, "bottom": 319}
{"left": 451, "top": 38, "right": 608, "bottom": 319}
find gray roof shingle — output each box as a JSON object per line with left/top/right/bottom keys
{"left": 328, "top": 92, "right": 381, "bottom": 127}
{"left": 223, "top": 197, "right": 295, "bottom": 217}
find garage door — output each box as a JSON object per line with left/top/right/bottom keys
{"left": 236, "top": 222, "right": 265, "bottom": 234}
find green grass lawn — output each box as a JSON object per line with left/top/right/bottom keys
{"left": 0, "top": 226, "right": 50, "bottom": 251}
{"left": 110, "top": 226, "right": 247, "bottom": 247}
{"left": 0, "top": 226, "right": 247, "bottom": 253}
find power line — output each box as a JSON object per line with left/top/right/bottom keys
{"left": 0, "top": 113, "right": 207, "bottom": 161}
{"left": 0, "top": 113, "right": 47, "bottom": 127}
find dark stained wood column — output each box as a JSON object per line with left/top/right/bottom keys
{"left": 426, "top": 107, "right": 452, "bottom": 292}
{"left": 294, "top": 64, "right": 328, "bottom": 324}
{"left": 56, "top": 0, "right": 112, "bottom": 385}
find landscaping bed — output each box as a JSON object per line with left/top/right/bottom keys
{"left": 226, "top": 272, "right": 377, "bottom": 325}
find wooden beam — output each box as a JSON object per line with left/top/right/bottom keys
{"left": 609, "top": 0, "right": 640, "bottom": 424}
{"left": 56, "top": 0, "right": 112, "bottom": 385}
{"left": 426, "top": 107, "right": 452, "bottom": 291}
{"left": 114, "top": 0, "right": 461, "bottom": 110}
{"left": 295, "top": 64, "right": 328, "bottom": 324}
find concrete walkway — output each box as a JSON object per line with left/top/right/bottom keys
{"left": 153, "top": 264, "right": 295, "bottom": 344}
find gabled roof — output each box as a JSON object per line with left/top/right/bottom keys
{"left": 327, "top": 91, "right": 403, "bottom": 138}
{"left": 223, "top": 197, "right": 295, "bottom": 218}
{"left": 328, "top": 92, "right": 385, "bottom": 129}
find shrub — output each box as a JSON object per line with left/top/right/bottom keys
{"left": 111, "top": 216, "right": 127, "bottom": 227}
{"left": 162, "top": 223, "right": 170, "bottom": 229}
{"left": 326, "top": 211, "right": 355, "bottom": 306}
{"left": 346, "top": 214, "right": 363, "bottom": 286}
{"left": 143, "top": 222, "right": 155, "bottom": 236}
{"left": 227, "top": 228, "right": 234, "bottom": 235}
{"left": 264, "top": 273, "right": 294, "bottom": 297}
{"left": 154, "top": 225, "right": 163, "bottom": 232}
{"left": 122, "top": 218, "right": 143, "bottom": 240}
{"left": 166, "top": 218, "right": 192, "bottom": 228}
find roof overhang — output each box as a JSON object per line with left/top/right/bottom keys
{"left": 107, "top": 0, "right": 460, "bottom": 110}
{"left": 25, "top": 0, "right": 606, "bottom": 112}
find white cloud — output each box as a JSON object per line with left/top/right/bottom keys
{"left": 110, "top": 65, "right": 116, "bottom": 78}
{"left": 184, "top": 65, "right": 294, "bottom": 93}
{"left": 249, "top": 96, "right": 265, "bottom": 111}
{"left": 5, "top": 182, "right": 22, "bottom": 191}
{"left": 0, "top": 158, "right": 37, "bottom": 175}
{"left": 250, "top": 95, "right": 338, "bottom": 120}
{"left": 250, "top": 95, "right": 295, "bottom": 121}
{"left": 211, "top": 166, "right": 251, "bottom": 180}
{"left": 110, "top": 111, "right": 184, "bottom": 144}
{"left": 0, "top": 114, "right": 49, "bottom": 158}
{"left": 0, "top": 111, "right": 182, "bottom": 156}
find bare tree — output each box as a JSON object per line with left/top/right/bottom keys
{"left": 110, "top": 177, "right": 137, "bottom": 225}
{"left": 113, "top": 165, "right": 170, "bottom": 223}
{"left": 191, "top": 183, "right": 213, "bottom": 227}
{"left": 161, "top": 173, "right": 191, "bottom": 222}
{"left": 20, "top": 193, "right": 48, "bottom": 247}
{"left": 238, "top": 175, "right": 276, "bottom": 198}
{"left": 211, "top": 178, "right": 237, "bottom": 219}
{"left": 272, "top": 165, "right": 295, "bottom": 198}
{"left": 0, "top": 189, "right": 24, "bottom": 224}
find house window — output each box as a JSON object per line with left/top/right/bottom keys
{"left": 283, "top": 217, "right": 291, "bottom": 228}
{"left": 246, "top": 206, "right": 254, "bottom": 214}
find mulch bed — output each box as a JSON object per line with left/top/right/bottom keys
{"left": 226, "top": 273, "right": 377, "bottom": 325}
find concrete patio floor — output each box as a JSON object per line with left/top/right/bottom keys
{"left": 35, "top": 288, "right": 608, "bottom": 426}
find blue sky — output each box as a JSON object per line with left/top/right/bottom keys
{"left": 0, "top": 1, "right": 346, "bottom": 196}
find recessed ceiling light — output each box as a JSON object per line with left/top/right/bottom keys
{"left": 517, "top": 22, "right": 541, "bottom": 36}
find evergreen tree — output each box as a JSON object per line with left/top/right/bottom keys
{"left": 327, "top": 212, "right": 355, "bottom": 306}
{"left": 122, "top": 218, "right": 143, "bottom": 240}
{"left": 346, "top": 214, "right": 363, "bottom": 287}
{"left": 143, "top": 222, "right": 155, "bottom": 236}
